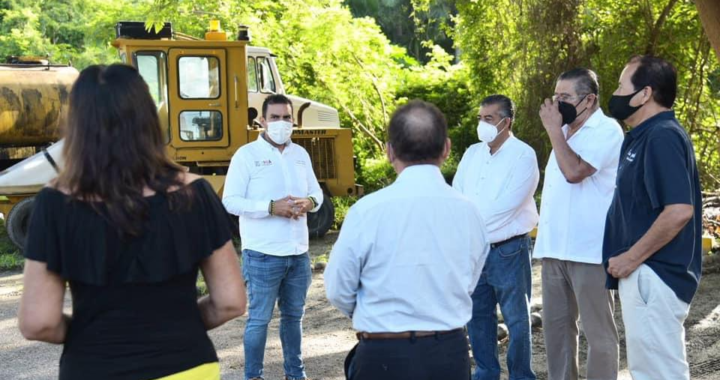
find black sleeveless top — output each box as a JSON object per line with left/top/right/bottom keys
{"left": 24, "top": 179, "right": 234, "bottom": 380}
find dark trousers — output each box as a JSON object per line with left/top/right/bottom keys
{"left": 345, "top": 329, "right": 471, "bottom": 380}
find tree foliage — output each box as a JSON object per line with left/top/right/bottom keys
{"left": 411, "top": 0, "right": 719, "bottom": 188}
{"left": 346, "top": 0, "right": 456, "bottom": 63}
{"left": 0, "top": 0, "right": 718, "bottom": 190}
{"left": 0, "top": 0, "right": 151, "bottom": 67}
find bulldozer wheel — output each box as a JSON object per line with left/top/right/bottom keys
{"left": 7, "top": 197, "right": 35, "bottom": 251}
{"left": 225, "top": 212, "right": 240, "bottom": 238}
{"left": 307, "top": 196, "right": 334, "bottom": 239}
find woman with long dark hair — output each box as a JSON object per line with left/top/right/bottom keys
{"left": 18, "top": 64, "right": 246, "bottom": 380}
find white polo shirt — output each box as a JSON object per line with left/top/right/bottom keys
{"left": 453, "top": 136, "right": 540, "bottom": 244}
{"left": 222, "top": 134, "right": 323, "bottom": 256}
{"left": 533, "top": 109, "right": 624, "bottom": 264}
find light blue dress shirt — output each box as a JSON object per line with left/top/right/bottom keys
{"left": 325, "top": 165, "right": 490, "bottom": 333}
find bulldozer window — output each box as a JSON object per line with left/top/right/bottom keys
{"left": 248, "top": 57, "right": 258, "bottom": 92}
{"left": 179, "top": 110, "right": 223, "bottom": 141}
{"left": 136, "top": 51, "right": 170, "bottom": 143}
{"left": 258, "top": 57, "right": 276, "bottom": 93}
{"left": 178, "top": 56, "right": 221, "bottom": 99}
{"left": 136, "top": 53, "right": 166, "bottom": 106}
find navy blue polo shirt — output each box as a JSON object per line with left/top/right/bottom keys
{"left": 603, "top": 111, "right": 702, "bottom": 304}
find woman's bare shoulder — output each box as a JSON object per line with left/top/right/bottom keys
{"left": 179, "top": 172, "right": 203, "bottom": 186}
{"left": 44, "top": 179, "right": 71, "bottom": 195}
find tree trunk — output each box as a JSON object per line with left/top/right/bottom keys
{"left": 695, "top": 0, "right": 720, "bottom": 61}
{"left": 645, "top": 0, "right": 679, "bottom": 55}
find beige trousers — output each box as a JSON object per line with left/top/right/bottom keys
{"left": 542, "top": 258, "right": 619, "bottom": 380}
{"left": 619, "top": 264, "right": 690, "bottom": 380}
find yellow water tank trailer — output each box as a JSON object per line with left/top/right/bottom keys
{"left": 0, "top": 62, "right": 79, "bottom": 146}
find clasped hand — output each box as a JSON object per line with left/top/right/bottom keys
{"left": 271, "top": 196, "right": 314, "bottom": 219}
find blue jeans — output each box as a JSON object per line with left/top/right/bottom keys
{"left": 467, "top": 236, "right": 536, "bottom": 380}
{"left": 242, "top": 250, "right": 312, "bottom": 380}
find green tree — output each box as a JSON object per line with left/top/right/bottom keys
{"left": 346, "top": 0, "right": 456, "bottom": 63}
{"left": 0, "top": 0, "right": 153, "bottom": 68}
{"left": 422, "top": 0, "right": 719, "bottom": 188}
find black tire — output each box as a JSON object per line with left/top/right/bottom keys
{"left": 226, "top": 212, "right": 240, "bottom": 239}
{"left": 7, "top": 197, "right": 35, "bottom": 251}
{"left": 307, "top": 196, "right": 334, "bottom": 239}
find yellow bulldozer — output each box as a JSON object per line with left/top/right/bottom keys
{"left": 0, "top": 21, "right": 361, "bottom": 249}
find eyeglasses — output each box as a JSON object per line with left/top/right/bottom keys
{"left": 552, "top": 94, "right": 589, "bottom": 103}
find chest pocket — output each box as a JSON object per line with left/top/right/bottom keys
{"left": 617, "top": 146, "right": 641, "bottom": 198}
{"left": 250, "top": 160, "right": 275, "bottom": 181}
{"left": 470, "top": 153, "right": 513, "bottom": 201}
{"left": 543, "top": 154, "right": 566, "bottom": 197}
{"left": 483, "top": 170, "right": 512, "bottom": 201}
{"left": 294, "top": 160, "right": 308, "bottom": 192}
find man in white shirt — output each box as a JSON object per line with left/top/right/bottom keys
{"left": 453, "top": 95, "right": 539, "bottom": 380}
{"left": 223, "top": 94, "right": 323, "bottom": 380}
{"left": 325, "top": 100, "right": 490, "bottom": 380}
{"left": 533, "top": 68, "right": 623, "bottom": 380}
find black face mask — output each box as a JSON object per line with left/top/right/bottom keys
{"left": 608, "top": 88, "right": 644, "bottom": 121}
{"left": 558, "top": 95, "right": 587, "bottom": 125}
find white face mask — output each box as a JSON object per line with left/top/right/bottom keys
{"left": 476, "top": 118, "right": 506, "bottom": 143}
{"left": 266, "top": 120, "right": 293, "bottom": 145}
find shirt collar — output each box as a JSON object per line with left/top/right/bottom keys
{"left": 258, "top": 132, "right": 291, "bottom": 152}
{"left": 395, "top": 164, "right": 445, "bottom": 185}
{"left": 628, "top": 110, "right": 676, "bottom": 139}
{"left": 482, "top": 135, "right": 517, "bottom": 156}
{"left": 562, "top": 108, "right": 604, "bottom": 135}
{"left": 582, "top": 108, "right": 605, "bottom": 128}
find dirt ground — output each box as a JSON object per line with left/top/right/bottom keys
{"left": 1, "top": 232, "right": 720, "bottom": 379}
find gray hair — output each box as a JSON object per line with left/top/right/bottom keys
{"left": 480, "top": 94, "right": 515, "bottom": 119}
{"left": 558, "top": 68, "right": 600, "bottom": 105}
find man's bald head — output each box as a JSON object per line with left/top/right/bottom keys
{"left": 387, "top": 100, "right": 448, "bottom": 164}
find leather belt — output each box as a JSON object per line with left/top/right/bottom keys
{"left": 356, "top": 328, "right": 464, "bottom": 341}
{"left": 491, "top": 233, "right": 528, "bottom": 250}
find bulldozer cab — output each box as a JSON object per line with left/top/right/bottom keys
{"left": 111, "top": 22, "right": 359, "bottom": 201}
{"left": 113, "top": 28, "right": 250, "bottom": 165}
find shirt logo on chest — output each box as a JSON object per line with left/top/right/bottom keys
{"left": 255, "top": 159, "right": 273, "bottom": 167}
{"left": 625, "top": 150, "right": 637, "bottom": 163}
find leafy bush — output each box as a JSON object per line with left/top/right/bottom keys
{"left": 0, "top": 253, "right": 23, "bottom": 271}
{"left": 332, "top": 196, "right": 359, "bottom": 230}
{"left": 356, "top": 157, "right": 396, "bottom": 194}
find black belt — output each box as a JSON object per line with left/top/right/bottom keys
{"left": 490, "top": 233, "right": 528, "bottom": 250}
{"left": 356, "top": 328, "right": 464, "bottom": 341}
